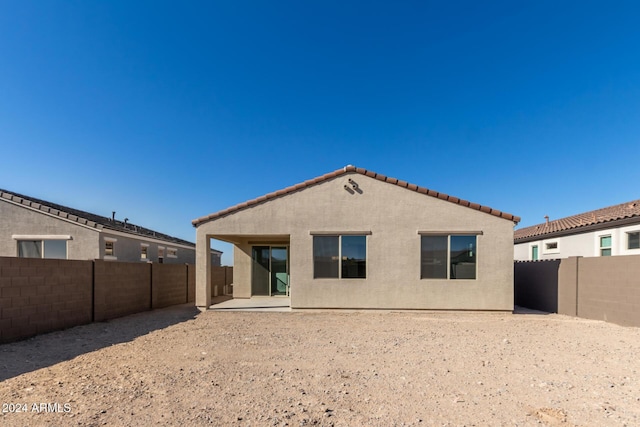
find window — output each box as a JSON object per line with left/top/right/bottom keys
{"left": 105, "top": 241, "right": 114, "bottom": 256}
{"left": 531, "top": 245, "right": 539, "bottom": 261}
{"left": 17, "top": 240, "right": 67, "bottom": 259}
{"left": 167, "top": 248, "right": 178, "bottom": 258}
{"left": 103, "top": 237, "right": 117, "bottom": 260}
{"left": 158, "top": 246, "right": 165, "bottom": 263}
{"left": 600, "top": 235, "right": 612, "bottom": 256}
{"left": 341, "top": 236, "right": 366, "bottom": 278}
{"left": 140, "top": 244, "right": 149, "bottom": 260}
{"left": 313, "top": 235, "right": 366, "bottom": 279}
{"left": 628, "top": 232, "right": 640, "bottom": 250}
{"left": 421, "top": 235, "right": 477, "bottom": 280}
{"left": 543, "top": 240, "right": 560, "bottom": 254}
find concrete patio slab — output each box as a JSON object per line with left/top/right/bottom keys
{"left": 209, "top": 297, "right": 291, "bottom": 312}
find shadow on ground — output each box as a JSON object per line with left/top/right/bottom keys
{"left": 0, "top": 303, "right": 200, "bottom": 381}
{"left": 513, "top": 305, "right": 551, "bottom": 315}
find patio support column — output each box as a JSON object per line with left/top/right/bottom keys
{"left": 195, "top": 230, "right": 212, "bottom": 311}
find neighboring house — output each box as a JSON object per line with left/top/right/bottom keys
{"left": 0, "top": 188, "right": 222, "bottom": 265}
{"left": 193, "top": 165, "right": 520, "bottom": 311}
{"left": 514, "top": 199, "right": 640, "bottom": 261}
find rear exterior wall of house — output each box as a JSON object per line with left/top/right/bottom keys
{"left": 198, "top": 173, "right": 515, "bottom": 311}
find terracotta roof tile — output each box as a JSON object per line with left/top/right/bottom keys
{"left": 514, "top": 199, "right": 640, "bottom": 241}
{"left": 192, "top": 165, "right": 520, "bottom": 226}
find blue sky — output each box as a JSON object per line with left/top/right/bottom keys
{"left": 2, "top": 1, "right": 640, "bottom": 265}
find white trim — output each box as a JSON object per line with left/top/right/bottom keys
{"left": 12, "top": 234, "right": 72, "bottom": 240}
{"left": 542, "top": 239, "right": 560, "bottom": 255}
{"left": 140, "top": 244, "right": 149, "bottom": 261}
{"left": 596, "top": 232, "right": 613, "bottom": 256}
{"left": 103, "top": 255, "right": 118, "bottom": 261}
{"left": 104, "top": 237, "right": 118, "bottom": 243}
{"left": 626, "top": 230, "right": 640, "bottom": 250}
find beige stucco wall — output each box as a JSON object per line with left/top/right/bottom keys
{"left": 99, "top": 231, "right": 201, "bottom": 264}
{"left": 0, "top": 199, "right": 100, "bottom": 259}
{"left": 196, "top": 172, "right": 516, "bottom": 310}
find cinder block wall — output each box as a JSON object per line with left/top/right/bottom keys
{"left": 187, "top": 264, "right": 196, "bottom": 303}
{"left": 94, "top": 260, "right": 151, "bottom": 322}
{"left": 1, "top": 258, "right": 211, "bottom": 343}
{"left": 211, "top": 266, "right": 226, "bottom": 297}
{"left": 209, "top": 266, "right": 234, "bottom": 299}
{"left": 152, "top": 264, "right": 188, "bottom": 309}
{"left": 577, "top": 256, "right": 640, "bottom": 326}
{"left": 557, "top": 257, "right": 578, "bottom": 316}
{"left": 514, "top": 255, "right": 640, "bottom": 327}
{"left": 225, "top": 266, "right": 233, "bottom": 287}
{"left": 0, "top": 257, "right": 92, "bottom": 343}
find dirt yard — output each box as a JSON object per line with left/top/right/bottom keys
{"left": 1, "top": 305, "right": 639, "bottom": 426}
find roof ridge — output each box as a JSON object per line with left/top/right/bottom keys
{"left": 192, "top": 166, "right": 520, "bottom": 226}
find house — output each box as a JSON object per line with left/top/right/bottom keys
{"left": 0, "top": 188, "right": 222, "bottom": 265}
{"left": 514, "top": 199, "right": 640, "bottom": 261}
{"left": 193, "top": 165, "right": 520, "bottom": 311}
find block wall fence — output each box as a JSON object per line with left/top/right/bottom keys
{"left": 0, "top": 257, "right": 231, "bottom": 343}
{"left": 515, "top": 255, "right": 640, "bottom": 327}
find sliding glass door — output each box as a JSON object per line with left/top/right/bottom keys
{"left": 252, "top": 246, "right": 289, "bottom": 296}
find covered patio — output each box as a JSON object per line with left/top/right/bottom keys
{"left": 196, "top": 233, "right": 291, "bottom": 309}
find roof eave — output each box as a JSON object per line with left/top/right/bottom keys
{"left": 193, "top": 166, "right": 520, "bottom": 227}
{"left": 514, "top": 215, "right": 640, "bottom": 243}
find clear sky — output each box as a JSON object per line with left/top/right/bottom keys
{"left": 2, "top": 1, "right": 640, "bottom": 265}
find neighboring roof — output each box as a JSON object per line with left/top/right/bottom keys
{"left": 514, "top": 199, "right": 640, "bottom": 242}
{"left": 192, "top": 165, "right": 520, "bottom": 226}
{"left": 0, "top": 188, "right": 216, "bottom": 251}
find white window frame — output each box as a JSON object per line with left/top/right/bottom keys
{"left": 104, "top": 237, "right": 118, "bottom": 260}
{"left": 167, "top": 247, "right": 178, "bottom": 258}
{"left": 140, "top": 243, "right": 149, "bottom": 261}
{"left": 12, "top": 235, "right": 71, "bottom": 259}
{"left": 542, "top": 239, "right": 560, "bottom": 255}
{"left": 627, "top": 231, "right": 640, "bottom": 251}
{"left": 598, "top": 234, "right": 612, "bottom": 256}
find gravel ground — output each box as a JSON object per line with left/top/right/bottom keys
{"left": 1, "top": 304, "right": 639, "bottom": 426}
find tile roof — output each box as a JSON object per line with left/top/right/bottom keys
{"left": 192, "top": 165, "right": 520, "bottom": 226}
{"left": 514, "top": 199, "right": 640, "bottom": 242}
{"left": 0, "top": 188, "right": 202, "bottom": 248}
